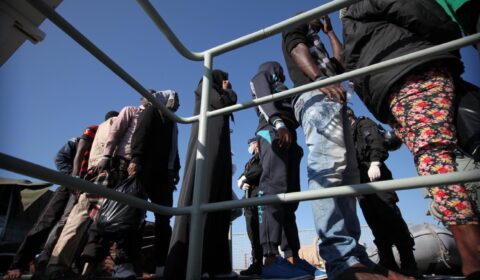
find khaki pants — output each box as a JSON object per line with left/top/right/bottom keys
{"left": 48, "top": 193, "right": 104, "bottom": 268}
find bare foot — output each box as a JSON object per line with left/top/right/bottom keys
{"left": 386, "top": 270, "right": 416, "bottom": 280}
{"left": 2, "top": 269, "right": 22, "bottom": 280}
{"left": 373, "top": 265, "right": 416, "bottom": 280}
{"left": 334, "top": 263, "right": 388, "bottom": 280}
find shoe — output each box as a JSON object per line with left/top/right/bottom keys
{"left": 240, "top": 262, "right": 262, "bottom": 276}
{"left": 313, "top": 269, "right": 328, "bottom": 280}
{"left": 262, "top": 257, "right": 313, "bottom": 280}
{"left": 295, "top": 259, "right": 317, "bottom": 275}
{"left": 212, "top": 271, "right": 238, "bottom": 279}
{"left": 295, "top": 259, "right": 327, "bottom": 280}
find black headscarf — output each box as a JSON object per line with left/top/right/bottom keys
{"left": 197, "top": 69, "right": 229, "bottom": 92}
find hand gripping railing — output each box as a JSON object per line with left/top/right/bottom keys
{"left": 5, "top": 0, "right": 480, "bottom": 279}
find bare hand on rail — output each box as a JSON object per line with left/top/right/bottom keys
{"left": 319, "top": 83, "right": 346, "bottom": 104}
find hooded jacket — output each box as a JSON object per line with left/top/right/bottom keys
{"left": 342, "top": 0, "right": 464, "bottom": 123}
{"left": 250, "top": 61, "right": 298, "bottom": 131}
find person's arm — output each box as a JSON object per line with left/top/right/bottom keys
{"left": 71, "top": 138, "right": 91, "bottom": 177}
{"left": 129, "top": 107, "right": 154, "bottom": 177}
{"left": 251, "top": 72, "right": 292, "bottom": 149}
{"left": 285, "top": 25, "right": 346, "bottom": 103}
{"left": 321, "top": 15, "right": 344, "bottom": 65}
{"left": 54, "top": 138, "right": 76, "bottom": 175}
{"left": 361, "top": 119, "right": 388, "bottom": 181}
{"left": 243, "top": 160, "right": 263, "bottom": 186}
{"left": 207, "top": 80, "right": 238, "bottom": 110}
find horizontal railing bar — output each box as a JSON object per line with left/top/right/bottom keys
{"left": 206, "top": 33, "right": 480, "bottom": 118}
{"left": 201, "top": 170, "right": 480, "bottom": 212}
{"left": 137, "top": 0, "right": 360, "bottom": 60}
{"left": 2, "top": 155, "right": 480, "bottom": 216}
{"left": 26, "top": 0, "right": 198, "bottom": 124}
{"left": 0, "top": 152, "right": 192, "bottom": 216}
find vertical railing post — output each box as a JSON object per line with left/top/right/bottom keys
{"left": 186, "top": 52, "right": 213, "bottom": 280}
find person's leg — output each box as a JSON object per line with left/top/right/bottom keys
{"left": 388, "top": 66, "right": 480, "bottom": 276}
{"left": 34, "top": 192, "right": 78, "bottom": 275}
{"left": 240, "top": 195, "right": 263, "bottom": 276}
{"left": 113, "top": 230, "right": 138, "bottom": 279}
{"left": 296, "top": 92, "right": 367, "bottom": 279}
{"left": 280, "top": 141, "right": 302, "bottom": 263}
{"left": 256, "top": 128, "right": 290, "bottom": 259}
{"left": 8, "top": 186, "right": 72, "bottom": 273}
{"left": 144, "top": 178, "right": 173, "bottom": 272}
{"left": 455, "top": 150, "right": 480, "bottom": 216}
{"left": 47, "top": 193, "right": 92, "bottom": 273}
{"left": 358, "top": 194, "right": 399, "bottom": 272}
{"left": 80, "top": 222, "right": 110, "bottom": 278}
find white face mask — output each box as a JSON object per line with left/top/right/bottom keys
{"left": 248, "top": 145, "right": 255, "bottom": 155}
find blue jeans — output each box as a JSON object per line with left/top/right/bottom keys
{"left": 294, "top": 90, "right": 375, "bottom": 279}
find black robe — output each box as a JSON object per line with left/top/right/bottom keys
{"left": 164, "top": 70, "right": 237, "bottom": 279}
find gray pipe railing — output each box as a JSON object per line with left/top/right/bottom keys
{"left": 136, "top": 0, "right": 360, "bottom": 59}
{"left": 2, "top": 152, "right": 480, "bottom": 219}
{"left": 0, "top": 152, "right": 191, "bottom": 216}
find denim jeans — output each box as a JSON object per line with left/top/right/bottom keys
{"left": 294, "top": 90, "right": 375, "bottom": 279}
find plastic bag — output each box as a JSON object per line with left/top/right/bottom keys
{"left": 455, "top": 79, "right": 480, "bottom": 161}
{"left": 96, "top": 177, "right": 147, "bottom": 233}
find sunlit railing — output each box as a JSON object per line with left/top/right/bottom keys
{"left": 0, "top": 0, "right": 479, "bottom": 279}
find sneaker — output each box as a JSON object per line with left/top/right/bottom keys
{"left": 295, "top": 259, "right": 327, "bottom": 280}
{"left": 295, "top": 259, "right": 317, "bottom": 275}
{"left": 240, "top": 262, "right": 262, "bottom": 276}
{"left": 262, "top": 257, "right": 313, "bottom": 280}
{"left": 313, "top": 269, "right": 328, "bottom": 280}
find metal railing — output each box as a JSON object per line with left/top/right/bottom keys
{"left": 0, "top": 0, "right": 479, "bottom": 279}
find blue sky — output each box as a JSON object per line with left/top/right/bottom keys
{"left": 1, "top": 0, "right": 479, "bottom": 242}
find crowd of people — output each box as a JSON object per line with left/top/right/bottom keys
{"left": 2, "top": 0, "right": 479, "bottom": 279}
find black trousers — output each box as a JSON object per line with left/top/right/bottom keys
{"left": 358, "top": 164, "right": 414, "bottom": 263}
{"left": 257, "top": 127, "right": 303, "bottom": 258}
{"left": 244, "top": 187, "right": 262, "bottom": 264}
{"left": 142, "top": 177, "right": 174, "bottom": 272}
{"left": 81, "top": 222, "right": 141, "bottom": 266}
{"left": 10, "top": 186, "right": 75, "bottom": 270}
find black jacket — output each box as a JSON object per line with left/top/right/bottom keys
{"left": 240, "top": 153, "right": 262, "bottom": 188}
{"left": 131, "top": 105, "right": 178, "bottom": 182}
{"left": 342, "top": 0, "right": 464, "bottom": 123}
{"left": 54, "top": 137, "right": 78, "bottom": 175}
{"left": 250, "top": 61, "right": 298, "bottom": 131}
{"left": 352, "top": 117, "right": 388, "bottom": 167}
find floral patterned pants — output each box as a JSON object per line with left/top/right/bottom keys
{"left": 388, "top": 66, "right": 478, "bottom": 226}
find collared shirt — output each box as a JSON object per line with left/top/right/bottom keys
{"left": 103, "top": 106, "right": 143, "bottom": 160}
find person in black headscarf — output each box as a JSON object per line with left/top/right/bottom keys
{"left": 164, "top": 70, "right": 237, "bottom": 280}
